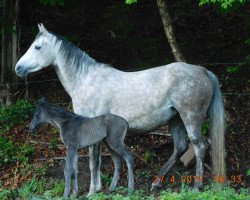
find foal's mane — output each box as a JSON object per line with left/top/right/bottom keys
{"left": 42, "top": 102, "right": 78, "bottom": 120}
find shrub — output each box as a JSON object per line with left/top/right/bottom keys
{"left": 0, "top": 99, "right": 34, "bottom": 133}
{"left": 0, "top": 136, "right": 35, "bottom": 166}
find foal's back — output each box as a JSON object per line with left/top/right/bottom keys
{"left": 62, "top": 114, "right": 128, "bottom": 148}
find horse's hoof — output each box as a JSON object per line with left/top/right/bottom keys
{"left": 109, "top": 187, "right": 115, "bottom": 193}
{"left": 151, "top": 184, "right": 161, "bottom": 191}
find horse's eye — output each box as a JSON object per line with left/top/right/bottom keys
{"left": 35, "top": 45, "right": 41, "bottom": 50}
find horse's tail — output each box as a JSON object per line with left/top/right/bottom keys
{"left": 207, "top": 71, "right": 226, "bottom": 179}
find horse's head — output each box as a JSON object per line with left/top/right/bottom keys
{"left": 29, "top": 97, "right": 48, "bottom": 133}
{"left": 15, "top": 24, "right": 56, "bottom": 78}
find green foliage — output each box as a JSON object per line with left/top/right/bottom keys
{"left": 202, "top": 121, "right": 209, "bottom": 135}
{"left": 199, "top": 0, "right": 248, "bottom": 10}
{"left": 0, "top": 189, "right": 11, "bottom": 200}
{"left": 227, "top": 66, "right": 239, "bottom": 73}
{"left": 135, "top": 169, "right": 151, "bottom": 179}
{"left": 245, "top": 38, "right": 250, "bottom": 45}
{"left": 101, "top": 173, "right": 112, "bottom": 185}
{"left": 125, "top": 0, "right": 137, "bottom": 5}
{"left": 0, "top": 137, "right": 35, "bottom": 166}
{"left": 143, "top": 150, "right": 154, "bottom": 163}
{"left": 88, "top": 187, "right": 154, "bottom": 200}
{"left": 0, "top": 99, "right": 34, "bottom": 133}
{"left": 39, "top": 0, "right": 64, "bottom": 7}
{"left": 247, "top": 168, "right": 250, "bottom": 176}
{"left": 0, "top": 177, "right": 65, "bottom": 199}
{"left": 160, "top": 184, "right": 249, "bottom": 200}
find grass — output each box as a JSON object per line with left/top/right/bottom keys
{"left": 0, "top": 176, "right": 65, "bottom": 200}
{"left": 1, "top": 177, "right": 248, "bottom": 200}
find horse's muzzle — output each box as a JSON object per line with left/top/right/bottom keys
{"left": 15, "top": 65, "right": 27, "bottom": 78}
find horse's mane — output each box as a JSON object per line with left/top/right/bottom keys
{"left": 53, "top": 33, "right": 97, "bottom": 71}
{"left": 35, "top": 32, "right": 106, "bottom": 75}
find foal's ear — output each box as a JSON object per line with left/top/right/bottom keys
{"left": 39, "top": 97, "right": 46, "bottom": 105}
{"left": 38, "top": 23, "right": 48, "bottom": 34}
{"left": 41, "top": 97, "right": 46, "bottom": 103}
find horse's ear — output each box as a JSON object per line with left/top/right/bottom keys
{"left": 38, "top": 23, "right": 42, "bottom": 32}
{"left": 38, "top": 23, "right": 48, "bottom": 34}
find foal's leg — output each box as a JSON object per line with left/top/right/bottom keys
{"left": 72, "top": 151, "right": 79, "bottom": 196}
{"left": 88, "top": 143, "right": 102, "bottom": 196}
{"left": 64, "top": 146, "right": 77, "bottom": 198}
{"left": 180, "top": 114, "right": 206, "bottom": 190}
{"left": 104, "top": 142, "right": 122, "bottom": 191}
{"left": 152, "top": 115, "right": 188, "bottom": 190}
{"left": 107, "top": 138, "right": 135, "bottom": 191}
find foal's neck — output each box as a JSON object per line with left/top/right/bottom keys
{"left": 46, "top": 105, "right": 77, "bottom": 131}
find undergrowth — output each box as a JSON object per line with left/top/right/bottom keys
{"left": 0, "top": 99, "right": 34, "bottom": 133}
{"left": 1, "top": 177, "right": 248, "bottom": 200}
{"left": 0, "top": 99, "right": 35, "bottom": 167}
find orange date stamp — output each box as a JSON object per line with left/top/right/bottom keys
{"left": 154, "top": 175, "right": 242, "bottom": 184}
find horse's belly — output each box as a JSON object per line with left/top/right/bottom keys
{"left": 126, "top": 106, "right": 177, "bottom": 134}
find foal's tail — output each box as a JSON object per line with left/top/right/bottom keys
{"left": 207, "top": 71, "right": 226, "bottom": 179}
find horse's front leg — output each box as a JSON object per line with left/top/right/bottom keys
{"left": 88, "top": 143, "right": 102, "bottom": 196}
{"left": 64, "top": 146, "right": 77, "bottom": 198}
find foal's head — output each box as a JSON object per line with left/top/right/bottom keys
{"left": 29, "top": 98, "right": 48, "bottom": 133}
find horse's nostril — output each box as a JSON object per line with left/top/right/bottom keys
{"left": 16, "top": 65, "right": 21, "bottom": 71}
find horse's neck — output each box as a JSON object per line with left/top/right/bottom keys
{"left": 54, "top": 62, "right": 78, "bottom": 96}
{"left": 54, "top": 54, "right": 93, "bottom": 97}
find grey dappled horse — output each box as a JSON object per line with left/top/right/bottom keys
{"left": 16, "top": 24, "right": 226, "bottom": 194}
{"left": 29, "top": 98, "right": 134, "bottom": 198}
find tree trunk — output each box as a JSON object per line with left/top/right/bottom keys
{"left": 156, "top": 0, "right": 186, "bottom": 62}
{"left": 1, "top": 0, "right": 20, "bottom": 85}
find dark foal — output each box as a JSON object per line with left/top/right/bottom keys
{"left": 29, "top": 98, "right": 134, "bottom": 198}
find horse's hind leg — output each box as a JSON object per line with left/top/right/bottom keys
{"left": 88, "top": 143, "right": 102, "bottom": 196}
{"left": 104, "top": 141, "right": 122, "bottom": 191}
{"left": 180, "top": 114, "right": 207, "bottom": 190}
{"left": 152, "top": 115, "right": 188, "bottom": 190}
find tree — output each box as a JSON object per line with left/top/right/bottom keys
{"left": 126, "top": 0, "right": 186, "bottom": 62}
{"left": 0, "top": 0, "right": 20, "bottom": 85}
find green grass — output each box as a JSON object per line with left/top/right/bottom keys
{"left": 0, "top": 177, "right": 249, "bottom": 200}
{"left": 160, "top": 184, "right": 249, "bottom": 200}
{"left": 0, "top": 177, "right": 65, "bottom": 200}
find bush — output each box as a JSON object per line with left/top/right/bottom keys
{"left": 0, "top": 99, "right": 34, "bottom": 133}
{"left": 0, "top": 136, "right": 35, "bottom": 166}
